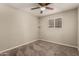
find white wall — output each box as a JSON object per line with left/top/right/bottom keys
{"left": 78, "top": 8, "right": 79, "bottom": 50}
{"left": 0, "top": 4, "right": 38, "bottom": 51}
{"left": 40, "top": 9, "right": 78, "bottom": 48}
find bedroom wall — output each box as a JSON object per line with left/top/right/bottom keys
{"left": 0, "top": 4, "right": 38, "bottom": 51}
{"left": 78, "top": 8, "right": 79, "bottom": 50}
{"left": 40, "top": 9, "right": 78, "bottom": 48}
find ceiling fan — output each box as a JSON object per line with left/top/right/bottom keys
{"left": 31, "top": 3, "right": 53, "bottom": 14}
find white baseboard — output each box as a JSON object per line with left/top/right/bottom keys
{"left": 40, "top": 39, "right": 77, "bottom": 48}
{"left": 0, "top": 39, "right": 37, "bottom": 54}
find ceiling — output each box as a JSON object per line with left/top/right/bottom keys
{"left": 7, "top": 3, "right": 79, "bottom": 17}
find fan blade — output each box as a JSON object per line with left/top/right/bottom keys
{"left": 40, "top": 11, "right": 43, "bottom": 14}
{"left": 45, "top": 3, "right": 50, "bottom": 6}
{"left": 46, "top": 7, "right": 53, "bottom": 10}
{"left": 31, "top": 7, "right": 40, "bottom": 10}
{"left": 38, "top": 3, "right": 44, "bottom": 6}
{"left": 38, "top": 3, "right": 50, "bottom": 6}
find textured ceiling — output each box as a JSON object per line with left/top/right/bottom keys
{"left": 7, "top": 3, "right": 79, "bottom": 17}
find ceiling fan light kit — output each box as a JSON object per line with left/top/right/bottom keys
{"left": 40, "top": 7, "right": 46, "bottom": 11}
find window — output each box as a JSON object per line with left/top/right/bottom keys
{"left": 55, "top": 18, "right": 62, "bottom": 28}
{"left": 48, "top": 19, "right": 54, "bottom": 28}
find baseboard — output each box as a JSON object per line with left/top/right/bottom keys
{"left": 0, "top": 39, "right": 37, "bottom": 54}
{"left": 40, "top": 39, "right": 77, "bottom": 48}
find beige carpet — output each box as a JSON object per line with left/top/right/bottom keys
{"left": 0, "top": 40, "right": 78, "bottom": 56}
